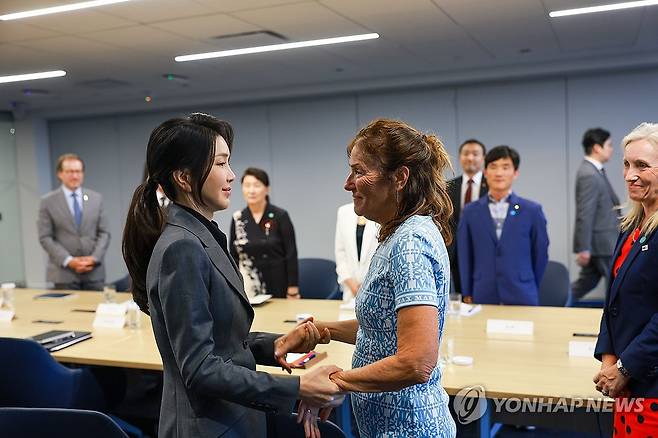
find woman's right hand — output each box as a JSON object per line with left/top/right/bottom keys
{"left": 299, "top": 365, "right": 344, "bottom": 406}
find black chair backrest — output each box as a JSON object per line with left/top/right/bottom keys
{"left": 112, "top": 275, "right": 131, "bottom": 292}
{"left": 0, "top": 337, "right": 104, "bottom": 409}
{"left": 0, "top": 408, "right": 128, "bottom": 438}
{"left": 298, "top": 258, "right": 341, "bottom": 299}
{"left": 268, "top": 412, "right": 346, "bottom": 438}
{"left": 538, "top": 261, "right": 572, "bottom": 307}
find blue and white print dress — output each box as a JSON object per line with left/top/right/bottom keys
{"left": 351, "top": 215, "right": 456, "bottom": 438}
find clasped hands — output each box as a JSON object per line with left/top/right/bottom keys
{"left": 274, "top": 318, "right": 345, "bottom": 438}
{"left": 593, "top": 355, "right": 630, "bottom": 399}
{"left": 67, "top": 256, "right": 96, "bottom": 273}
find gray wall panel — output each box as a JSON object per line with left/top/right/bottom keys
{"left": 456, "top": 79, "right": 569, "bottom": 265}
{"left": 40, "top": 67, "right": 658, "bottom": 287}
{"left": 268, "top": 96, "right": 359, "bottom": 260}
{"left": 356, "top": 88, "right": 458, "bottom": 175}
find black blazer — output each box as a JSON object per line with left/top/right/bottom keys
{"left": 595, "top": 229, "right": 658, "bottom": 397}
{"left": 229, "top": 203, "right": 298, "bottom": 298}
{"left": 147, "top": 204, "right": 299, "bottom": 437}
{"left": 446, "top": 175, "right": 488, "bottom": 293}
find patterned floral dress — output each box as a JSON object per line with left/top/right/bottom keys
{"left": 351, "top": 215, "right": 456, "bottom": 438}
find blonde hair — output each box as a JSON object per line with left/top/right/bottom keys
{"left": 347, "top": 118, "right": 454, "bottom": 244}
{"left": 619, "top": 122, "right": 658, "bottom": 235}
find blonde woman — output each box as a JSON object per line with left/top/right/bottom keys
{"left": 594, "top": 122, "right": 658, "bottom": 436}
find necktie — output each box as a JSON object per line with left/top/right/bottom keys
{"left": 464, "top": 178, "right": 474, "bottom": 205}
{"left": 72, "top": 193, "right": 82, "bottom": 228}
{"left": 600, "top": 168, "right": 620, "bottom": 205}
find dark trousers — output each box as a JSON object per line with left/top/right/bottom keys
{"left": 54, "top": 281, "right": 104, "bottom": 291}
{"left": 571, "top": 256, "right": 611, "bottom": 300}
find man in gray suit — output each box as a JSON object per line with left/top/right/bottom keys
{"left": 572, "top": 128, "right": 620, "bottom": 300}
{"left": 38, "top": 153, "right": 110, "bottom": 290}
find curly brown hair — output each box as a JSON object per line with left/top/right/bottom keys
{"left": 348, "top": 118, "right": 454, "bottom": 244}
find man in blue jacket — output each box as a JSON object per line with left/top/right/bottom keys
{"left": 458, "top": 145, "right": 549, "bottom": 305}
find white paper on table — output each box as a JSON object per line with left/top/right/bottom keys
{"left": 93, "top": 302, "right": 128, "bottom": 328}
{"left": 568, "top": 341, "right": 596, "bottom": 357}
{"left": 486, "top": 319, "right": 534, "bottom": 335}
{"left": 249, "top": 294, "right": 272, "bottom": 305}
{"left": 459, "top": 304, "right": 482, "bottom": 317}
{"left": 0, "top": 309, "right": 14, "bottom": 322}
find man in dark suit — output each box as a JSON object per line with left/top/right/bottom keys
{"left": 572, "top": 128, "right": 621, "bottom": 301}
{"left": 38, "top": 154, "right": 110, "bottom": 290}
{"left": 458, "top": 146, "right": 549, "bottom": 305}
{"left": 447, "top": 139, "right": 488, "bottom": 294}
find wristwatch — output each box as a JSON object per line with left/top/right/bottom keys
{"left": 617, "top": 358, "right": 631, "bottom": 378}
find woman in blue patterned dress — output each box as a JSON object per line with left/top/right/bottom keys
{"left": 302, "top": 119, "right": 457, "bottom": 438}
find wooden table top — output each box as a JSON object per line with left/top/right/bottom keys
{"left": 0, "top": 289, "right": 606, "bottom": 401}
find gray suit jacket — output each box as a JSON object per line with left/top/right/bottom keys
{"left": 147, "top": 204, "right": 299, "bottom": 438}
{"left": 573, "top": 160, "right": 620, "bottom": 256}
{"left": 37, "top": 187, "right": 110, "bottom": 284}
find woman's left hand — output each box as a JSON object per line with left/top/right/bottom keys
{"left": 594, "top": 362, "right": 631, "bottom": 398}
{"left": 274, "top": 319, "right": 330, "bottom": 373}
{"left": 297, "top": 400, "right": 336, "bottom": 438}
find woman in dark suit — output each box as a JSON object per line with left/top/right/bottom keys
{"left": 230, "top": 168, "right": 299, "bottom": 299}
{"left": 594, "top": 122, "right": 658, "bottom": 436}
{"left": 122, "top": 113, "right": 341, "bottom": 437}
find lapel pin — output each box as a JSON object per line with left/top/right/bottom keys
{"left": 510, "top": 211, "right": 517, "bottom": 216}
{"left": 83, "top": 194, "right": 89, "bottom": 202}
{"left": 639, "top": 236, "right": 647, "bottom": 244}
{"left": 642, "top": 245, "right": 649, "bottom": 252}
{"left": 268, "top": 212, "right": 274, "bottom": 219}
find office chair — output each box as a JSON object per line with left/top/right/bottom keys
{"left": 538, "top": 261, "right": 572, "bottom": 307}
{"left": 268, "top": 412, "right": 347, "bottom": 438}
{"left": 0, "top": 407, "right": 129, "bottom": 438}
{"left": 0, "top": 338, "right": 142, "bottom": 437}
{"left": 112, "top": 275, "right": 131, "bottom": 292}
{"left": 298, "top": 258, "right": 341, "bottom": 299}
{"left": 0, "top": 338, "right": 106, "bottom": 409}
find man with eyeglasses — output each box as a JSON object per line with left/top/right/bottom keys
{"left": 38, "top": 153, "right": 110, "bottom": 290}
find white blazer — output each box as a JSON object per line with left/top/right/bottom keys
{"left": 334, "top": 203, "right": 379, "bottom": 303}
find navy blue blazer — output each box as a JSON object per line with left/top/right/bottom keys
{"left": 457, "top": 192, "right": 549, "bottom": 305}
{"left": 595, "top": 229, "right": 658, "bottom": 397}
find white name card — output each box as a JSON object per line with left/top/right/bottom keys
{"left": 0, "top": 309, "right": 14, "bottom": 322}
{"left": 568, "top": 341, "right": 596, "bottom": 357}
{"left": 93, "top": 302, "right": 127, "bottom": 329}
{"left": 486, "top": 319, "right": 534, "bottom": 335}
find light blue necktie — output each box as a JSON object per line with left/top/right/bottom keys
{"left": 72, "top": 193, "right": 82, "bottom": 228}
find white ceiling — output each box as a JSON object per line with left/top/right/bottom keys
{"left": 0, "top": 0, "right": 657, "bottom": 116}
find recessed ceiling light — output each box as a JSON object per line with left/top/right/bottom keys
{"left": 0, "top": 70, "right": 66, "bottom": 84}
{"left": 175, "top": 33, "right": 380, "bottom": 62}
{"left": 0, "top": 0, "right": 132, "bottom": 21}
{"left": 549, "top": 0, "right": 658, "bottom": 17}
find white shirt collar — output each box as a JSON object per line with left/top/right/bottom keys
{"left": 61, "top": 185, "right": 82, "bottom": 198}
{"left": 488, "top": 190, "right": 512, "bottom": 204}
{"left": 584, "top": 156, "right": 604, "bottom": 171}
{"left": 463, "top": 171, "right": 483, "bottom": 185}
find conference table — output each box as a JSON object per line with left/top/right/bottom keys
{"left": 0, "top": 289, "right": 609, "bottom": 436}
